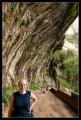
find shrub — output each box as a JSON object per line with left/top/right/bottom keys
{"left": 2, "top": 85, "right": 17, "bottom": 105}
{"left": 29, "top": 80, "right": 41, "bottom": 91}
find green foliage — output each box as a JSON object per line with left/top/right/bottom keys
{"left": 2, "top": 85, "right": 17, "bottom": 105}
{"left": 66, "top": 49, "right": 75, "bottom": 57}
{"left": 10, "top": 3, "right": 16, "bottom": 14}
{"left": 47, "top": 48, "right": 79, "bottom": 93}
{"left": 71, "top": 80, "right": 79, "bottom": 93}
{"left": 13, "top": 9, "right": 22, "bottom": 24}
{"left": 69, "top": 3, "right": 78, "bottom": 17}
{"left": 20, "top": 20, "right": 28, "bottom": 27}
{"left": 47, "top": 50, "right": 66, "bottom": 77}
{"left": 29, "top": 80, "right": 41, "bottom": 91}
{"left": 14, "top": 16, "right": 19, "bottom": 23}
{"left": 58, "top": 76, "right": 69, "bottom": 88}
{"left": 63, "top": 57, "right": 79, "bottom": 87}
{"left": 59, "top": 50, "right": 79, "bottom": 93}
{"left": 53, "top": 50, "right": 66, "bottom": 63}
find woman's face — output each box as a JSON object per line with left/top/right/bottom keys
{"left": 18, "top": 80, "right": 27, "bottom": 92}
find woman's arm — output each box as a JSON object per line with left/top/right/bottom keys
{"left": 8, "top": 95, "right": 14, "bottom": 117}
{"left": 30, "top": 92, "right": 37, "bottom": 112}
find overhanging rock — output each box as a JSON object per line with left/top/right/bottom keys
{"left": 2, "top": 2, "right": 78, "bottom": 87}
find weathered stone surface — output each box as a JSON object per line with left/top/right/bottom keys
{"left": 2, "top": 2, "right": 78, "bottom": 87}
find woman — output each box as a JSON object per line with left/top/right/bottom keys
{"left": 8, "top": 79, "right": 37, "bottom": 118}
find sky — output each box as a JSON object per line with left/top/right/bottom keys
{"left": 66, "top": 17, "right": 79, "bottom": 35}
{"left": 63, "top": 17, "right": 79, "bottom": 51}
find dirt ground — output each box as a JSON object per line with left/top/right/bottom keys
{"left": 32, "top": 90, "right": 78, "bottom": 118}
{"left": 2, "top": 90, "right": 78, "bottom": 118}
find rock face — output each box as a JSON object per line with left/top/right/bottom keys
{"left": 2, "top": 2, "right": 78, "bottom": 87}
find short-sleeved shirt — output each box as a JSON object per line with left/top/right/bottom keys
{"left": 12, "top": 91, "right": 33, "bottom": 117}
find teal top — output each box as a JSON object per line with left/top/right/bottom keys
{"left": 12, "top": 91, "right": 33, "bottom": 117}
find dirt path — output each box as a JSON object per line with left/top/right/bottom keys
{"left": 32, "top": 90, "right": 77, "bottom": 118}
{"left": 2, "top": 90, "right": 78, "bottom": 118}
